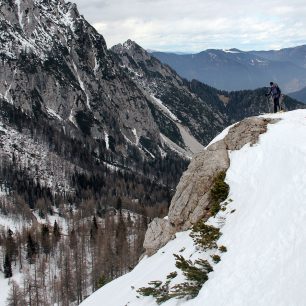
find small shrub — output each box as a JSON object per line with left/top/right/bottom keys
{"left": 137, "top": 255, "right": 213, "bottom": 304}
{"left": 137, "top": 281, "right": 162, "bottom": 297}
{"left": 97, "top": 275, "right": 108, "bottom": 288}
{"left": 210, "top": 171, "right": 230, "bottom": 216}
{"left": 166, "top": 271, "right": 178, "bottom": 280}
{"left": 210, "top": 201, "right": 221, "bottom": 216}
{"left": 211, "top": 254, "right": 221, "bottom": 263}
{"left": 170, "top": 282, "right": 201, "bottom": 300}
{"left": 170, "top": 255, "right": 213, "bottom": 299}
{"left": 174, "top": 255, "right": 213, "bottom": 284}
{"left": 219, "top": 245, "right": 227, "bottom": 253}
{"left": 190, "top": 221, "right": 221, "bottom": 250}
{"left": 137, "top": 280, "right": 171, "bottom": 304}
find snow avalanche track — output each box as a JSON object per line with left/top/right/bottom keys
{"left": 81, "top": 110, "right": 306, "bottom": 306}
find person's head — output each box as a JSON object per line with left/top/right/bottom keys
{"left": 270, "top": 82, "right": 274, "bottom": 86}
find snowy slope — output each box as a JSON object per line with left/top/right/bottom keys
{"left": 81, "top": 110, "right": 306, "bottom": 306}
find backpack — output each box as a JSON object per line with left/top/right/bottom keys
{"left": 276, "top": 85, "right": 281, "bottom": 96}
{"left": 271, "top": 84, "right": 281, "bottom": 98}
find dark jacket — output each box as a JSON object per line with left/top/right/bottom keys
{"left": 267, "top": 84, "right": 281, "bottom": 99}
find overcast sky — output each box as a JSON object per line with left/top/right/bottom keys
{"left": 73, "top": 0, "right": 306, "bottom": 53}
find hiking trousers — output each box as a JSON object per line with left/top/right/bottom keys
{"left": 273, "top": 97, "right": 280, "bottom": 113}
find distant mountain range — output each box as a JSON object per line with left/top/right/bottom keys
{"left": 288, "top": 86, "right": 306, "bottom": 103}
{"left": 251, "top": 45, "right": 306, "bottom": 68}
{"left": 152, "top": 46, "right": 306, "bottom": 93}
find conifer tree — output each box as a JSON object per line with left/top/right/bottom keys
{"left": 26, "top": 233, "right": 38, "bottom": 264}
{"left": 41, "top": 224, "right": 51, "bottom": 255}
{"left": 4, "top": 252, "right": 13, "bottom": 278}
{"left": 116, "top": 197, "right": 122, "bottom": 212}
{"left": 90, "top": 216, "right": 99, "bottom": 242}
{"left": 53, "top": 220, "right": 61, "bottom": 245}
{"left": 5, "top": 228, "right": 17, "bottom": 261}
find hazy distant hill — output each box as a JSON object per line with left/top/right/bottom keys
{"left": 251, "top": 45, "right": 306, "bottom": 69}
{"left": 288, "top": 86, "right": 306, "bottom": 104}
{"left": 152, "top": 46, "right": 306, "bottom": 93}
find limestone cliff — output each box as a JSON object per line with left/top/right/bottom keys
{"left": 144, "top": 116, "right": 279, "bottom": 255}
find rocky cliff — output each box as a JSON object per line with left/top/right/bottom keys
{"left": 0, "top": 0, "right": 161, "bottom": 149}
{"left": 144, "top": 116, "right": 279, "bottom": 255}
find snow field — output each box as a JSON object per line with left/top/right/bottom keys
{"left": 185, "top": 110, "right": 306, "bottom": 306}
{"left": 81, "top": 110, "right": 306, "bottom": 306}
{"left": 150, "top": 96, "right": 180, "bottom": 123}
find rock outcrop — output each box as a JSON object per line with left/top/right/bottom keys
{"left": 144, "top": 116, "right": 279, "bottom": 255}
{"left": 143, "top": 218, "right": 176, "bottom": 256}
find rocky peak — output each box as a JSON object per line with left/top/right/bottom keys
{"left": 112, "top": 39, "right": 172, "bottom": 78}
{"left": 123, "top": 39, "right": 137, "bottom": 48}
{"left": 113, "top": 39, "right": 152, "bottom": 62}
{"left": 112, "top": 39, "right": 228, "bottom": 147}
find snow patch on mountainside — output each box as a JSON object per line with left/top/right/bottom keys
{"left": 150, "top": 95, "right": 180, "bottom": 122}
{"left": 81, "top": 110, "right": 306, "bottom": 306}
{"left": 46, "top": 107, "right": 63, "bottom": 121}
{"left": 0, "top": 212, "right": 30, "bottom": 232}
{"left": 0, "top": 270, "right": 23, "bottom": 306}
{"left": 72, "top": 61, "right": 91, "bottom": 110}
{"left": 222, "top": 49, "right": 241, "bottom": 54}
{"left": 132, "top": 128, "right": 139, "bottom": 145}
{"left": 15, "top": 0, "right": 24, "bottom": 30}
{"left": 104, "top": 131, "right": 110, "bottom": 149}
{"left": 150, "top": 95, "right": 204, "bottom": 155}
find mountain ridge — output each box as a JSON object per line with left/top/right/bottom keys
{"left": 152, "top": 45, "right": 306, "bottom": 93}
{"left": 288, "top": 86, "right": 306, "bottom": 104}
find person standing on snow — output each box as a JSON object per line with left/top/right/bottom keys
{"left": 266, "top": 82, "right": 282, "bottom": 113}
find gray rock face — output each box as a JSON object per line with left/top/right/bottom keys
{"left": 0, "top": 0, "right": 160, "bottom": 148}
{"left": 168, "top": 147, "right": 230, "bottom": 229}
{"left": 144, "top": 116, "right": 279, "bottom": 255}
{"left": 143, "top": 218, "right": 176, "bottom": 256}
{"left": 112, "top": 40, "right": 227, "bottom": 147}
{"left": 223, "top": 117, "right": 279, "bottom": 151}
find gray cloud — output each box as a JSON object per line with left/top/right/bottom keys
{"left": 73, "top": 0, "right": 306, "bottom": 52}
